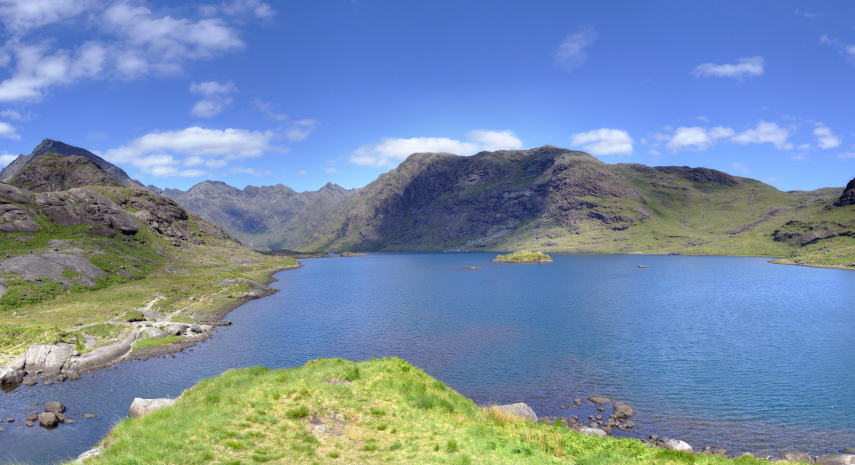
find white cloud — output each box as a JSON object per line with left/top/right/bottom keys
{"left": 648, "top": 149, "right": 661, "bottom": 156}
{"left": 554, "top": 25, "right": 597, "bottom": 71}
{"left": 797, "top": 143, "right": 810, "bottom": 150}
{"left": 285, "top": 119, "right": 318, "bottom": 141}
{"left": 201, "top": 0, "right": 276, "bottom": 19}
{"left": 297, "top": 169, "right": 308, "bottom": 175}
{"left": 0, "top": 121, "right": 20, "bottom": 139}
{"left": 839, "top": 152, "right": 855, "bottom": 160}
{"left": 230, "top": 167, "right": 272, "bottom": 176}
{"left": 0, "top": 152, "right": 17, "bottom": 166}
{"left": 732, "top": 121, "right": 793, "bottom": 150}
{"left": 324, "top": 167, "right": 340, "bottom": 174}
{"left": 350, "top": 130, "right": 523, "bottom": 168}
{"left": 0, "top": 1, "right": 253, "bottom": 102}
{"left": 813, "top": 123, "right": 841, "bottom": 149}
{"left": 692, "top": 56, "right": 764, "bottom": 79}
{"left": 570, "top": 128, "right": 633, "bottom": 156}
{"left": 0, "top": 108, "right": 29, "bottom": 120}
{"left": 106, "top": 127, "right": 283, "bottom": 161}
{"left": 189, "top": 81, "right": 236, "bottom": 117}
{"left": 252, "top": 99, "right": 288, "bottom": 121}
{"left": 731, "top": 162, "right": 749, "bottom": 174}
{"left": 695, "top": 116, "right": 709, "bottom": 122}
{"left": 467, "top": 129, "right": 523, "bottom": 152}
{"left": 184, "top": 156, "right": 227, "bottom": 168}
{"left": 664, "top": 126, "right": 734, "bottom": 152}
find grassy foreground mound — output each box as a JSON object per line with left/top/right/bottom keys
{"left": 80, "top": 358, "right": 775, "bottom": 465}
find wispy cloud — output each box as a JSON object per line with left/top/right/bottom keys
{"left": 732, "top": 121, "right": 793, "bottom": 150}
{"left": 0, "top": 121, "right": 20, "bottom": 139}
{"left": 656, "top": 126, "right": 734, "bottom": 152}
{"left": 813, "top": 123, "right": 841, "bottom": 149}
{"left": 189, "top": 80, "right": 237, "bottom": 117}
{"left": 570, "top": 128, "right": 633, "bottom": 156}
{"left": 350, "top": 130, "right": 522, "bottom": 167}
{"left": 692, "top": 56, "right": 764, "bottom": 79}
{"left": 794, "top": 9, "right": 822, "bottom": 19}
{"left": 0, "top": 151, "right": 17, "bottom": 167}
{"left": 731, "top": 162, "right": 749, "bottom": 174}
{"left": 554, "top": 25, "right": 597, "bottom": 71}
{"left": 285, "top": 119, "right": 318, "bottom": 141}
{"left": 231, "top": 167, "right": 272, "bottom": 176}
{"left": 0, "top": 0, "right": 270, "bottom": 102}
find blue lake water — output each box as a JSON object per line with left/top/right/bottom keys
{"left": 2, "top": 253, "right": 855, "bottom": 463}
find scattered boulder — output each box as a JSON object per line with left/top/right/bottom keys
{"left": 165, "top": 324, "right": 189, "bottom": 336}
{"left": 143, "top": 327, "right": 168, "bottom": 339}
{"left": 65, "top": 370, "right": 81, "bottom": 381}
{"left": 45, "top": 401, "right": 66, "bottom": 413}
{"left": 76, "top": 447, "right": 102, "bottom": 463}
{"left": 38, "top": 412, "right": 58, "bottom": 427}
{"left": 83, "top": 413, "right": 97, "bottom": 419}
{"left": 0, "top": 366, "right": 22, "bottom": 384}
{"left": 188, "top": 324, "right": 202, "bottom": 333}
{"left": 22, "top": 377, "right": 36, "bottom": 386}
{"left": 661, "top": 439, "right": 694, "bottom": 453}
{"left": 817, "top": 455, "right": 855, "bottom": 465}
{"left": 613, "top": 402, "right": 635, "bottom": 419}
{"left": 493, "top": 403, "right": 537, "bottom": 422}
{"left": 578, "top": 427, "right": 607, "bottom": 438}
{"left": 587, "top": 396, "right": 611, "bottom": 404}
{"left": 26, "top": 412, "right": 38, "bottom": 422}
{"left": 128, "top": 397, "right": 175, "bottom": 418}
{"left": 15, "top": 343, "right": 75, "bottom": 377}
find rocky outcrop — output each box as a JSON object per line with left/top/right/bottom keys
{"left": 128, "top": 397, "right": 175, "bottom": 418}
{"left": 11, "top": 343, "right": 76, "bottom": 377}
{"left": 0, "top": 139, "right": 143, "bottom": 189}
{"left": 65, "top": 332, "right": 139, "bottom": 374}
{"left": 0, "top": 254, "right": 106, "bottom": 289}
{"left": 7, "top": 154, "right": 125, "bottom": 192}
{"left": 494, "top": 403, "right": 537, "bottom": 422}
{"left": 218, "top": 278, "right": 274, "bottom": 299}
{"left": 0, "top": 366, "right": 22, "bottom": 384}
{"left": 834, "top": 177, "right": 855, "bottom": 207}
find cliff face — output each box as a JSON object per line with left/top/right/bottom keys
{"left": 7, "top": 154, "right": 125, "bottom": 192}
{"left": 0, "top": 139, "right": 143, "bottom": 189}
{"left": 834, "top": 177, "right": 855, "bottom": 207}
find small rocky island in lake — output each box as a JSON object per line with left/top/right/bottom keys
{"left": 492, "top": 251, "right": 553, "bottom": 263}
{"left": 341, "top": 251, "right": 367, "bottom": 257}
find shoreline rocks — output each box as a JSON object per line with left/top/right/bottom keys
{"left": 128, "top": 398, "right": 175, "bottom": 418}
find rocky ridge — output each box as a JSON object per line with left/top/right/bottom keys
{"left": 0, "top": 139, "right": 143, "bottom": 189}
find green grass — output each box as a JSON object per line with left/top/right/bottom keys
{"left": 81, "top": 323, "right": 125, "bottom": 340}
{"left": 72, "top": 357, "right": 784, "bottom": 465}
{"left": 131, "top": 335, "right": 182, "bottom": 350}
{"left": 493, "top": 251, "right": 553, "bottom": 262}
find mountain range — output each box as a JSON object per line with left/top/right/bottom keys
{"left": 2, "top": 140, "right": 852, "bottom": 269}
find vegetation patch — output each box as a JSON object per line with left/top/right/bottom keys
{"left": 79, "top": 357, "right": 778, "bottom": 465}
{"left": 132, "top": 335, "right": 182, "bottom": 351}
{"left": 493, "top": 251, "right": 553, "bottom": 263}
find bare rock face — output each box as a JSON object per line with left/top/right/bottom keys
{"left": 0, "top": 254, "right": 106, "bottom": 289}
{"left": 35, "top": 188, "right": 139, "bottom": 237}
{"left": 17, "top": 344, "right": 76, "bottom": 377}
{"left": 128, "top": 398, "right": 175, "bottom": 418}
{"left": 7, "top": 154, "right": 125, "bottom": 192}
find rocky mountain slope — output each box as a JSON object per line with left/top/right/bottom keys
{"left": 6, "top": 153, "right": 126, "bottom": 192}
{"left": 152, "top": 145, "right": 853, "bottom": 269}
{"left": 0, "top": 139, "right": 143, "bottom": 189}
{"left": 156, "top": 180, "right": 355, "bottom": 249}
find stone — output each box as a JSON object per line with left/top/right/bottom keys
{"left": 602, "top": 426, "right": 612, "bottom": 435}
{"left": 5, "top": 418, "right": 13, "bottom": 423}
{"left": 165, "top": 324, "right": 189, "bottom": 336}
{"left": 846, "top": 448, "right": 855, "bottom": 455}
{"left": 17, "top": 343, "right": 76, "bottom": 377}
{"left": 83, "top": 413, "right": 97, "bottom": 419}
{"left": 38, "top": 412, "right": 58, "bottom": 427}
{"left": 816, "top": 455, "right": 855, "bottom": 465}
{"left": 189, "top": 324, "right": 202, "bottom": 333}
{"left": 22, "top": 377, "right": 36, "bottom": 386}
{"left": 613, "top": 402, "right": 635, "bottom": 419}
{"left": 661, "top": 439, "right": 694, "bottom": 453}
{"left": 574, "top": 398, "right": 581, "bottom": 405}
{"left": 712, "top": 449, "right": 727, "bottom": 456}
{"left": 55, "top": 412, "right": 68, "bottom": 422}
{"left": 65, "top": 370, "right": 81, "bottom": 381}
{"left": 493, "top": 403, "right": 537, "bottom": 422}
{"left": 780, "top": 451, "right": 813, "bottom": 463}
{"left": 143, "top": 327, "right": 169, "bottom": 339}
{"left": 76, "top": 447, "right": 102, "bottom": 463}
{"left": 26, "top": 412, "right": 38, "bottom": 421}
{"left": 26, "top": 420, "right": 34, "bottom": 427}
{"left": 0, "top": 426, "right": 4, "bottom": 432}
{"left": 43, "top": 379, "right": 54, "bottom": 386}
{"left": 578, "top": 427, "right": 607, "bottom": 438}
{"left": 587, "top": 396, "right": 611, "bottom": 404}
{"left": 597, "top": 406, "right": 605, "bottom": 412}
{"left": 128, "top": 397, "right": 176, "bottom": 418}
{"left": 65, "top": 419, "right": 75, "bottom": 424}
{"left": 45, "top": 401, "right": 66, "bottom": 413}
{"left": 622, "top": 420, "right": 636, "bottom": 429}
{"left": 0, "top": 367, "right": 22, "bottom": 384}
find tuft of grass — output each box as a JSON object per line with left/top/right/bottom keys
{"left": 131, "top": 335, "right": 182, "bottom": 351}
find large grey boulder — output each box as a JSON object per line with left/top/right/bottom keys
{"left": 661, "top": 439, "right": 694, "bottom": 453}
{"left": 143, "top": 327, "right": 169, "bottom": 339}
{"left": 817, "top": 455, "right": 855, "bottom": 465}
{"left": 165, "top": 324, "right": 189, "bottom": 336}
{"left": 38, "top": 412, "right": 58, "bottom": 427}
{"left": 578, "top": 427, "right": 607, "bottom": 438}
{"left": 0, "top": 367, "right": 22, "bottom": 384}
{"left": 612, "top": 402, "right": 635, "bottom": 419}
{"left": 18, "top": 343, "right": 75, "bottom": 376}
{"left": 44, "top": 401, "right": 66, "bottom": 413}
{"left": 493, "top": 403, "right": 537, "bottom": 422}
{"left": 129, "top": 398, "right": 175, "bottom": 418}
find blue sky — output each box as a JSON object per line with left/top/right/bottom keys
{"left": 0, "top": 1, "right": 853, "bottom": 193}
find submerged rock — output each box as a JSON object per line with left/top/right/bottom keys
{"left": 612, "top": 401, "right": 635, "bottom": 419}
{"left": 587, "top": 396, "right": 611, "bottom": 404}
